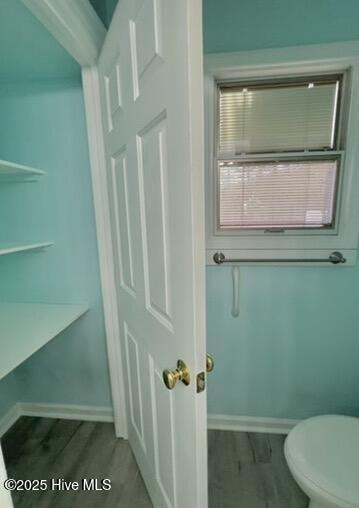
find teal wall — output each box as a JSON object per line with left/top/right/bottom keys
{"left": 207, "top": 266, "right": 359, "bottom": 419}
{"left": 89, "top": 0, "right": 118, "bottom": 28}
{"left": 205, "top": 0, "right": 359, "bottom": 419}
{"left": 203, "top": 0, "right": 359, "bottom": 54}
{"left": 0, "top": 81, "right": 112, "bottom": 415}
{"left": 0, "top": 0, "right": 112, "bottom": 425}
{"left": 0, "top": 0, "right": 79, "bottom": 81}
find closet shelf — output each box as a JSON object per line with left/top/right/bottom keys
{"left": 0, "top": 303, "right": 89, "bottom": 381}
{"left": 0, "top": 159, "right": 45, "bottom": 181}
{"left": 0, "top": 242, "right": 53, "bottom": 256}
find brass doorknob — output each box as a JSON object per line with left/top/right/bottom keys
{"left": 206, "top": 353, "right": 214, "bottom": 373}
{"left": 163, "top": 359, "right": 191, "bottom": 390}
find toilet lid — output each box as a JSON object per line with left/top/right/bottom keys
{"left": 285, "top": 415, "right": 359, "bottom": 506}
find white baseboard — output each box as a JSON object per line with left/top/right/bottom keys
{"left": 208, "top": 414, "right": 300, "bottom": 435}
{"left": 1, "top": 406, "right": 298, "bottom": 440}
{"left": 0, "top": 403, "right": 114, "bottom": 438}
{"left": 20, "top": 403, "right": 114, "bottom": 422}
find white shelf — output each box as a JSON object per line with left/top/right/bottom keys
{"left": 0, "top": 159, "right": 45, "bottom": 181}
{"left": 0, "top": 242, "right": 53, "bottom": 256}
{"left": 0, "top": 303, "right": 89, "bottom": 381}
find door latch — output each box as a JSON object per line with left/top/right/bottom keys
{"left": 196, "top": 371, "right": 206, "bottom": 393}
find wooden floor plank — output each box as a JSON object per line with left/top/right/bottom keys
{"left": 2, "top": 418, "right": 308, "bottom": 507}
{"left": 208, "top": 429, "right": 308, "bottom": 508}
{"left": 1, "top": 418, "right": 152, "bottom": 508}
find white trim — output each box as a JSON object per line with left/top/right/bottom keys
{"left": 205, "top": 41, "right": 359, "bottom": 264}
{"left": 204, "top": 41, "right": 359, "bottom": 75}
{"left": 20, "top": 403, "right": 114, "bottom": 422}
{"left": 0, "top": 406, "right": 300, "bottom": 439}
{"left": 0, "top": 403, "right": 114, "bottom": 438}
{"left": 22, "top": 2, "right": 128, "bottom": 439}
{"left": 22, "top": 0, "right": 106, "bottom": 66}
{"left": 0, "top": 404, "right": 22, "bottom": 438}
{"left": 208, "top": 414, "right": 300, "bottom": 435}
{"left": 81, "top": 66, "right": 128, "bottom": 439}
{"left": 0, "top": 445, "right": 13, "bottom": 508}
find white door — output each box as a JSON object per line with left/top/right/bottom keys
{"left": 96, "top": 0, "right": 207, "bottom": 507}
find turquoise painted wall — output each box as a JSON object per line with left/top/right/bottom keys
{"left": 89, "top": 0, "right": 118, "bottom": 28}
{"left": 0, "top": 0, "right": 79, "bottom": 81}
{"left": 203, "top": 0, "right": 359, "bottom": 54}
{"left": 0, "top": 0, "right": 112, "bottom": 424}
{"left": 205, "top": 0, "right": 359, "bottom": 419}
{"left": 207, "top": 266, "right": 359, "bottom": 419}
{"left": 0, "top": 81, "right": 112, "bottom": 414}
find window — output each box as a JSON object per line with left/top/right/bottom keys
{"left": 205, "top": 45, "right": 359, "bottom": 264}
{"left": 217, "top": 77, "right": 342, "bottom": 232}
{"left": 219, "top": 158, "right": 337, "bottom": 230}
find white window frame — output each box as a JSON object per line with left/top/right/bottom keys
{"left": 205, "top": 42, "right": 359, "bottom": 265}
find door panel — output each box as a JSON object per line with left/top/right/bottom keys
{"left": 152, "top": 366, "right": 177, "bottom": 505}
{"left": 124, "top": 323, "right": 146, "bottom": 447}
{"left": 111, "top": 150, "right": 136, "bottom": 296}
{"left": 137, "top": 115, "right": 172, "bottom": 328}
{"left": 129, "top": 0, "right": 163, "bottom": 100}
{"left": 97, "top": 0, "right": 207, "bottom": 506}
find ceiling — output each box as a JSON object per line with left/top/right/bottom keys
{"left": 0, "top": 0, "right": 80, "bottom": 81}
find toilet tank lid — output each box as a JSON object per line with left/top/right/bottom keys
{"left": 285, "top": 415, "right": 359, "bottom": 506}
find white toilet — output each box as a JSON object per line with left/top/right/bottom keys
{"left": 285, "top": 415, "right": 359, "bottom": 508}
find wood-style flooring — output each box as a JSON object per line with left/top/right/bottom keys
{"left": 1, "top": 417, "right": 308, "bottom": 507}
{"left": 1, "top": 417, "right": 151, "bottom": 508}
{"left": 208, "top": 430, "right": 308, "bottom": 508}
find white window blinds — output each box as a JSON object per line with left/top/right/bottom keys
{"left": 219, "top": 79, "right": 340, "bottom": 155}
{"left": 219, "top": 159, "right": 337, "bottom": 229}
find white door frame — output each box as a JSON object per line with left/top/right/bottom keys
{"left": 21, "top": 0, "right": 106, "bottom": 66}
{"left": 22, "top": 0, "right": 128, "bottom": 437}
{"left": 0, "top": 446, "right": 12, "bottom": 508}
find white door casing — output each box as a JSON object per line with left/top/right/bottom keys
{"left": 96, "top": 1, "right": 207, "bottom": 507}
